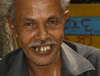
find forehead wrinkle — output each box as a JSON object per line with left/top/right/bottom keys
{"left": 21, "top": 14, "right": 62, "bottom": 23}
{"left": 15, "top": 0, "right": 63, "bottom": 24}
{"left": 48, "top": 15, "right": 61, "bottom": 20}
{"left": 22, "top": 18, "right": 35, "bottom": 22}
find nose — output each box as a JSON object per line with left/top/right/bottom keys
{"left": 36, "top": 26, "right": 49, "bottom": 41}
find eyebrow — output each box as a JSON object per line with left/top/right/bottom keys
{"left": 48, "top": 15, "right": 61, "bottom": 20}
{"left": 22, "top": 18, "right": 35, "bottom": 22}
{"left": 22, "top": 15, "right": 61, "bottom": 22}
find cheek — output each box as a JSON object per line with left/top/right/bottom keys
{"left": 17, "top": 30, "right": 37, "bottom": 46}
{"left": 49, "top": 29, "right": 64, "bottom": 42}
{"left": 52, "top": 25, "right": 64, "bottom": 41}
{"left": 55, "top": 31, "right": 64, "bottom": 41}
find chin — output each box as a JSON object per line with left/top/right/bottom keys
{"left": 27, "top": 54, "right": 57, "bottom": 66}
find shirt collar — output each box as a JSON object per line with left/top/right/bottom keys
{"left": 61, "top": 42, "right": 95, "bottom": 76}
{"left": 7, "top": 49, "right": 29, "bottom": 76}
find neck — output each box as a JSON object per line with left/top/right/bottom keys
{"left": 26, "top": 52, "right": 61, "bottom": 76}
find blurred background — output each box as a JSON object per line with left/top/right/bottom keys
{"left": 0, "top": 0, "right": 100, "bottom": 57}
{"left": 64, "top": 0, "right": 100, "bottom": 49}
{"left": 70, "top": 0, "right": 100, "bottom": 3}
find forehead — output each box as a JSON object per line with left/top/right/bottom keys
{"left": 15, "top": 0, "right": 62, "bottom": 21}
{"left": 14, "top": 0, "right": 63, "bottom": 19}
{"left": 15, "top": 0, "right": 60, "bottom": 7}
{"left": 15, "top": 0, "right": 62, "bottom": 12}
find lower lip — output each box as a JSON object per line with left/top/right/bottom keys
{"left": 30, "top": 45, "right": 55, "bottom": 55}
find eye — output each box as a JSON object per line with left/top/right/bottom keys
{"left": 24, "top": 23, "right": 35, "bottom": 26}
{"left": 48, "top": 20, "right": 57, "bottom": 24}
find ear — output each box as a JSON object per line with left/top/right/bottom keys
{"left": 64, "top": 10, "right": 69, "bottom": 24}
{"left": 6, "top": 16, "right": 18, "bottom": 38}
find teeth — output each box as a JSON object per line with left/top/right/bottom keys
{"left": 36, "top": 47, "right": 39, "bottom": 52}
{"left": 46, "top": 46, "right": 50, "bottom": 50}
{"left": 35, "top": 46, "right": 51, "bottom": 52}
{"left": 40, "top": 47, "right": 44, "bottom": 51}
{"left": 44, "top": 47, "right": 47, "bottom": 51}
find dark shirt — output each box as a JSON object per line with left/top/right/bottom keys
{"left": 0, "top": 41, "right": 100, "bottom": 76}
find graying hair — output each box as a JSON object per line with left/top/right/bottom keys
{"left": 60, "top": 0, "right": 70, "bottom": 12}
{"left": 4, "top": 0, "right": 70, "bottom": 22}
{"left": 3, "top": 0, "right": 15, "bottom": 22}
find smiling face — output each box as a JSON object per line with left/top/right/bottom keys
{"left": 7, "top": 0, "right": 69, "bottom": 65}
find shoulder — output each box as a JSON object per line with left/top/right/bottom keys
{"left": 63, "top": 40, "right": 100, "bottom": 67}
{"left": 0, "top": 48, "right": 21, "bottom": 75}
{"left": 0, "top": 48, "right": 21, "bottom": 63}
{"left": 63, "top": 40, "right": 100, "bottom": 57}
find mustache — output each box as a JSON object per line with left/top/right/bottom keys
{"left": 28, "top": 40, "right": 57, "bottom": 48}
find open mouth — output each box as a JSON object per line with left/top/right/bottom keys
{"left": 32, "top": 45, "right": 53, "bottom": 52}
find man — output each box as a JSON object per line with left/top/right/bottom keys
{"left": 0, "top": 0, "right": 100, "bottom": 76}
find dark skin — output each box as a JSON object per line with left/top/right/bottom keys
{"left": 7, "top": 0, "right": 69, "bottom": 76}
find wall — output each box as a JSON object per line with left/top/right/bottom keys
{"left": 64, "top": 4, "right": 100, "bottom": 49}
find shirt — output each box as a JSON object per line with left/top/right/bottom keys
{"left": 0, "top": 40, "right": 100, "bottom": 76}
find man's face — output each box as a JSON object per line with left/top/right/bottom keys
{"left": 8, "top": 0, "right": 69, "bottom": 65}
